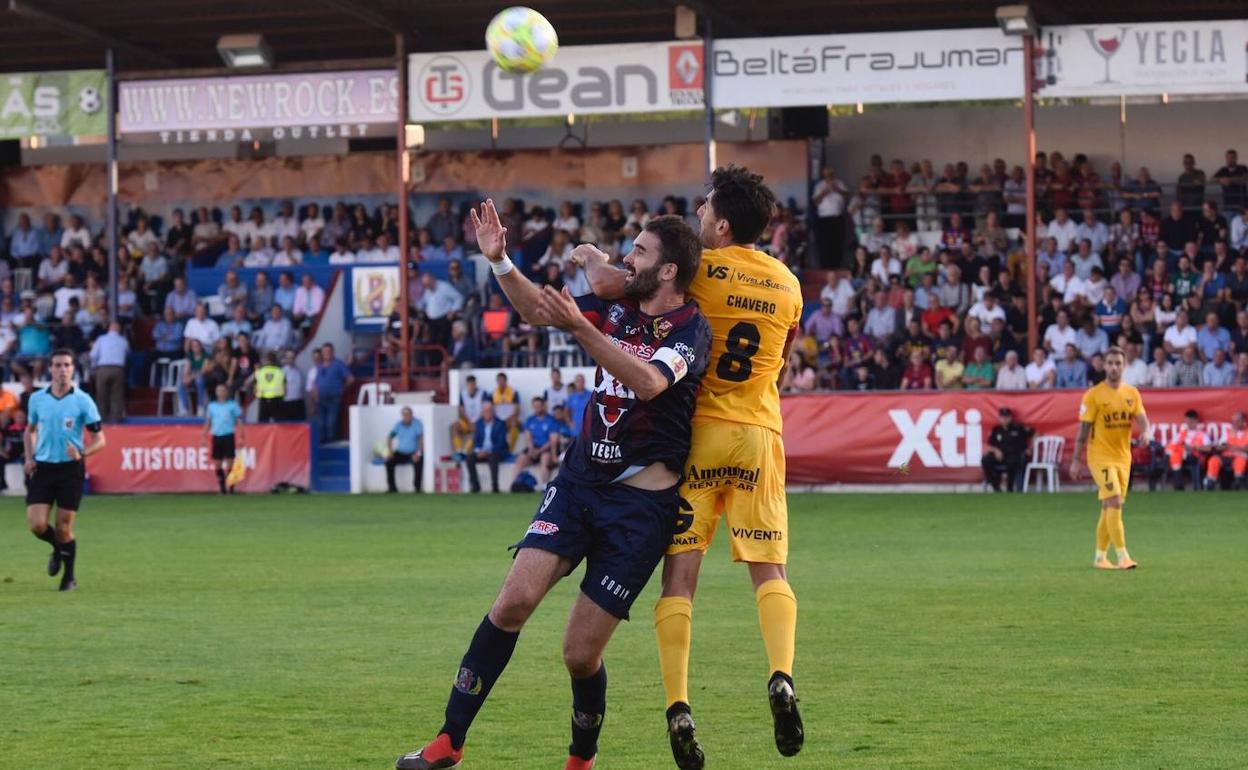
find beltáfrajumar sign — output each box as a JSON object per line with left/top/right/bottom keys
{"left": 118, "top": 70, "right": 398, "bottom": 144}
{"left": 0, "top": 69, "right": 107, "bottom": 139}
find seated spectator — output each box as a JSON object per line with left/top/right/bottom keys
{"left": 126, "top": 215, "right": 160, "bottom": 258}
{"left": 271, "top": 201, "right": 299, "bottom": 244}
{"left": 1076, "top": 208, "right": 1110, "bottom": 255}
{"left": 1196, "top": 311, "right": 1231, "bottom": 361}
{"left": 1162, "top": 310, "right": 1197, "bottom": 357}
{"left": 1047, "top": 207, "right": 1078, "bottom": 252}
{"left": 117, "top": 277, "right": 137, "bottom": 325}
{"left": 780, "top": 350, "right": 817, "bottom": 393}
{"left": 1069, "top": 239, "right": 1104, "bottom": 281}
{"left": 967, "top": 291, "right": 1006, "bottom": 330}
{"left": 328, "top": 239, "right": 355, "bottom": 264}
{"left": 38, "top": 212, "right": 62, "bottom": 257}
{"left": 900, "top": 348, "right": 933, "bottom": 390}
{"left": 192, "top": 206, "right": 221, "bottom": 252}
{"left": 449, "top": 319, "right": 478, "bottom": 368}
{"left": 299, "top": 202, "right": 325, "bottom": 246}
{"left": 164, "top": 277, "right": 199, "bottom": 320}
{"left": 138, "top": 242, "right": 171, "bottom": 314}
{"left": 303, "top": 239, "right": 328, "bottom": 265}
{"left": 1232, "top": 309, "right": 1248, "bottom": 354}
{"left": 1142, "top": 345, "right": 1173, "bottom": 387}
{"left": 868, "top": 347, "right": 900, "bottom": 390}
{"left": 431, "top": 234, "right": 463, "bottom": 262}
{"left": 354, "top": 234, "right": 383, "bottom": 263}
{"left": 982, "top": 407, "right": 1034, "bottom": 492}
{"left": 1173, "top": 345, "right": 1203, "bottom": 387}
{"left": 52, "top": 273, "right": 84, "bottom": 320}
{"left": 256, "top": 305, "right": 293, "bottom": 353}
{"left": 552, "top": 200, "right": 581, "bottom": 240}
{"left": 214, "top": 235, "right": 246, "bottom": 269}
{"left": 538, "top": 262, "right": 564, "bottom": 291}
{"left": 1024, "top": 347, "right": 1056, "bottom": 389}
{"left": 1075, "top": 318, "right": 1109, "bottom": 361}
{"left": 560, "top": 259, "right": 590, "bottom": 298}
{"left": 60, "top": 214, "right": 92, "bottom": 251}
{"left": 1170, "top": 253, "right": 1199, "bottom": 301}
{"left": 934, "top": 345, "right": 964, "bottom": 389}
{"left": 272, "top": 236, "right": 303, "bottom": 267}
{"left": 53, "top": 309, "right": 85, "bottom": 355}
{"left": 37, "top": 247, "right": 69, "bottom": 292}
{"left": 465, "top": 401, "right": 506, "bottom": 493}
{"left": 292, "top": 273, "right": 325, "bottom": 326}
{"left": 963, "top": 345, "right": 995, "bottom": 389}
{"left": 217, "top": 270, "right": 249, "bottom": 318}
{"left": 153, "top": 308, "right": 185, "bottom": 358}
{"left": 220, "top": 305, "right": 253, "bottom": 340}
{"left": 184, "top": 303, "right": 221, "bottom": 351}
{"left": 805, "top": 297, "right": 844, "bottom": 349}
{"left": 821, "top": 272, "right": 856, "bottom": 316}
{"left": 246, "top": 272, "right": 272, "bottom": 321}
{"left": 222, "top": 205, "right": 253, "bottom": 246}
{"left": 1093, "top": 285, "right": 1127, "bottom": 337}
{"left": 426, "top": 197, "right": 457, "bottom": 244}
{"left": 273, "top": 272, "right": 297, "bottom": 315}
{"left": 9, "top": 213, "right": 40, "bottom": 266}
{"left": 243, "top": 236, "right": 273, "bottom": 267}
{"left": 13, "top": 308, "right": 50, "bottom": 380}
{"left": 1055, "top": 343, "right": 1088, "bottom": 388}
{"left": 1203, "top": 348, "right": 1235, "bottom": 386}
{"left": 1237, "top": 352, "right": 1248, "bottom": 385}
{"left": 375, "top": 232, "right": 402, "bottom": 262}
{"left": 904, "top": 246, "right": 938, "bottom": 289}
{"left": 921, "top": 294, "right": 957, "bottom": 337}
{"left": 869, "top": 245, "right": 901, "bottom": 283}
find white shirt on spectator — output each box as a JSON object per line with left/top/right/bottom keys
{"left": 328, "top": 247, "right": 356, "bottom": 265}
{"left": 271, "top": 248, "right": 303, "bottom": 267}
{"left": 553, "top": 215, "right": 580, "bottom": 234}
{"left": 1044, "top": 323, "right": 1078, "bottom": 353}
{"left": 53, "top": 286, "right": 84, "bottom": 318}
{"left": 38, "top": 258, "right": 69, "bottom": 286}
{"left": 1070, "top": 252, "right": 1104, "bottom": 281}
{"left": 127, "top": 228, "right": 160, "bottom": 256}
{"left": 243, "top": 248, "right": 273, "bottom": 268}
{"left": 1049, "top": 273, "right": 1087, "bottom": 306}
{"left": 967, "top": 300, "right": 1006, "bottom": 328}
{"left": 271, "top": 215, "right": 299, "bottom": 243}
{"left": 1231, "top": 214, "right": 1248, "bottom": 252}
{"left": 1047, "top": 218, "right": 1079, "bottom": 252}
{"left": 813, "top": 178, "right": 848, "bottom": 217}
{"left": 870, "top": 255, "right": 902, "bottom": 284}
{"left": 293, "top": 285, "right": 325, "bottom": 317}
{"left": 1075, "top": 221, "right": 1110, "bottom": 254}
{"left": 1123, "top": 357, "right": 1148, "bottom": 387}
{"left": 1025, "top": 357, "right": 1056, "bottom": 388}
{"left": 1144, "top": 360, "right": 1175, "bottom": 387}
{"left": 1082, "top": 276, "right": 1107, "bottom": 305}
{"left": 60, "top": 225, "right": 92, "bottom": 250}
{"left": 1163, "top": 324, "right": 1197, "bottom": 350}
{"left": 0, "top": 323, "right": 15, "bottom": 355}
{"left": 996, "top": 364, "right": 1028, "bottom": 390}
{"left": 537, "top": 242, "right": 573, "bottom": 269}
{"left": 417, "top": 280, "right": 464, "bottom": 320}
{"left": 300, "top": 216, "right": 325, "bottom": 243}
{"left": 821, "top": 280, "right": 855, "bottom": 317}
{"left": 563, "top": 267, "right": 591, "bottom": 297}
{"left": 184, "top": 316, "right": 221, "bottom": 348}
{"left": 223, "top": 219, "right": 257, "bottom": 245}
{"left": 257, "top": 317, "right": 293, "bottom": 351}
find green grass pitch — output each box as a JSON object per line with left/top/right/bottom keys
{"left": 2, "top": 492, "right": 1246, "bottom": 769}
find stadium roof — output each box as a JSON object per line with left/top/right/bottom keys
{"left": 2, "top": 0, "right": 1244, "bottom": 74}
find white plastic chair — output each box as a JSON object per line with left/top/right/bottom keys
{"left": 546, "top": 330, "right": 581, "bottom": 366}
{"left": 149, "top": 357, "right": 172, "bottom": 387}
{"left": 1023, "top": 435, "right": 1066, "bottom": 493}
{"left": 157, "top": 359, "right": 187, "bottom": 416}
{"left": 357, "top": 382, "right": 393, "bottom": 405}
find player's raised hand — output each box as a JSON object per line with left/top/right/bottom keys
{"left": 469, "top": 199, "right": 507, "bottom": 262}
{"left": 568, "top": 243, "right": 608, "bottom": 268}
{"left": 536, "top": 286, "right": 586, "bottom": 332}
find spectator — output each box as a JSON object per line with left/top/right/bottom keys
{"left": 126, "top": 215, "right": 160, "bottom": 258}
{"left": 1203, "top": 348, "right": 1234, "bottom": 386}
{"left": 215, "top": 235, "right": 246, "bottom": 269}
{"left": 1170, "top": 253, "right": 1199, "bottom": 301}
{"left": 184, "top": 304, "right": 221, "bottom": 351}
{"left": 967, "top": 290, "right": 1006, "bottom": 330}
{"left": 1047, "top": 207, "right": 1078, "bottom": 252}
{"left": 426, "top": 197, "right": 457, "bottom": 244}
{"left": 1237, "top": 352, "right": 1248, "bottom": 385}
{"left": 9, "top": 213, "right": 39, "bottom": 265}
{"left": 60, "top": 214, "right": 91, "bottom": 251}
{"left": 566, "top": 374, "right": 591, "bottom": 434}
{"left": 37, "top": 247, "right": 69, "bottom": 292}
{"left": 1126, "top": 166, "right": 1162, "bottom": 213}
{"left": 222, "top": 205, "right": 253, "bottom": 246}
{"left": 1121, "top": 343, "right": 1148, "bottom": 386}
{"left": 256, "top": 305, "right": 293, "bottom": 353}
{"left": 431, "top": 234, "right": 463, "bottom": 262}
{"left": 813, "top": 167, "right": 850, "bottom": 267}
{"left": 117, "top": 277, "right": 138, "bottom": 325}
{"left": 164, "top": 277, "right": 199, "bottom": 320}
{"left": 243, "top": 236, "right": 273, "bottom": 267}
{"left": 138, "top": 242, "right": 172, "bottom": 313}
{"left": 1213, "top": 148, "right": 1248, "bottom": 211}
{"left": 1233, "top": 310, "right": 1248, "bottom": 354}
{"left": 466, "top": 401, "right": 507, "bottom": 493}
{"left": 934, "top": 345, "right": 964, "bottom": 389}
{"left": 1069, "top": 240, "right": 1104, "bottom": 281}
{"left": 328, "top": 239, "right": 355, "bottom": 264}
{"left": 89, "top": 321, "right": 129, "bottom": 423}
{"left": 446, "top": 259, "right": 478, "bottom": 307}
{"left": 220, "top": 305, "right": 253, "bottom": 340}
{"left": 292, "top": 274, "right": 325, "bottom": 326}
{"left": 1024, "top": 347, "right": 1056, "bottom": 389}
{"left": 1093, "top": 285, "right": 1127, "bottom": 337}
{"left": 244, "top": 272, "right": 271, "bottom": 321}
{"left": 372, "top": 232, "right": 402, "bottom": 262}
{"left": 280, "top": 350, "right": 305, "bottom": 421}
{"left": 37, "top": 212, "right": 62, "bottom": 256}
{"left": 274, "top": 272, "right": 297, "bottom": 315}
{"left": 1162, "top": 310, "right": 1198, "bottom": 357}
{"left": 52, "top": 273, "right": 84, "bottom": 320}
{"left": 191, "top": 206, "right": 222, "bottom": 253}
{"left": 781, "top": 350, "right": 817, "bottom": 393}
{"left": 312, "top": 343, "right": 353, "bottom": 443}
{"left": 561, "top": 259, "right": 590, "bottom": 297}
{"left": 963, "top": 345, "right": 995, "bottom": 389}
{"left": 416, "top": 271, "right": 464, "bottom": 351}
{"left": 1042, "top": 309, "right": 1076, "bottom": 354}
{"left": 153, "top": 308, "right": 185, "bottom": 359}
{"left": 12, "top": 308, "right": 50, "bottom": 380}
{"left": 1076, "top": 208, "right": 1109, "bottom": 255}
{"left": 552, "top": 200, "right": 581, "bottom": 240}
{"left": 900, "top": 348, "right": 933, "bottom": 390}
{"left": 490, "top": 371, "right": 520, "bottom": 435}
{"left": 449, "top": 319, "right": 478, "bottom": 368}
{"left": 271, "top": 201, "right": 299, "bottom": 244}
{"left": 385, "top": 406, "right": 425, "bottom": 493}
{"left": 869, "top": 244, "right": 901, "bottom": 283}
{"left": 1036, "top": 237, "right": 1065, "bottom": 277}
{"left": 1173, "top": 345, "right": 1203, "bottom": 387}
{"left": 272, "top": 236, "right": 303, "bottom": 267}
{"left": 216, "top": 270, "right": 248, "bottom": 318}
{"left": 1055, "top": 343, "right": 1088, "bottom": 389}
{"left": 1195, "top": 201, "right": 1228, "bottom": 255}
{"left": 1075, "top": 318, "right": 1109, "bottom": 361}
{"left": 982, "top": 407, "right": 1033, "bottom": 492}
{"left": 53, "top": 309, "right": 85, "bottom": 355}
{"left": 1196, "top": 311, "right": 1231, "bottom": 362}
{"left": 513, "top": 396, "right": 560, "bottom": 489}
{"left": 1231, "top": 205, "right": 1248, "bottom": 254}
{"left": 805, "top": 297, "right": 844, "bottom": 348}
{"left": 821, "top": 272, "right": 856, "bottom": 317}
{"left": 1143, "top": 345, "right": 1174, "bottom": 387}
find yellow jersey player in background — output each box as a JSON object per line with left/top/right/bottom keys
{"left": 1070, "top": 346, "right": 1150, "bottom": 570}
{"left": 581, "top": 166, "right": 804, "bottom": 769}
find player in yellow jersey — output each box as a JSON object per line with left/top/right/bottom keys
{"left": 1070, "top": 346, "right": 1150, "bottom": 570}
{"left": 580, "top": 166, "right": 804, "bottom": 768}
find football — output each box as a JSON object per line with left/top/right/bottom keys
{"left": 485, "top": 6, "right": 558, "bottom": 74}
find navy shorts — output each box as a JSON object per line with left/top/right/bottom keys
{"left": 514, "top": 475, "right": 684, "bottom": 620}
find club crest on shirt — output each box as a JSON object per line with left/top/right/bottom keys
{"left": 653, "top": 317, "right": 673, "bottom": 340}
{"left": 1126, "top": 399, "right": 1134, "bottom": 407}
{"left": 63, "top": 417, "right": 75, "bottom": 430}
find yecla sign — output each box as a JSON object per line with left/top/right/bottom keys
{"left": 887, "top": 408, "right": 984, "bottom": 469}
{"left": 408, "top": 42, "right": 704, "bottom": 122}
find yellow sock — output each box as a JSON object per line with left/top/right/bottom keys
{"left": 1096, "top": 509, "right": 1111, "bottom": 552}
{"left": 654, "top": 596, "right": 693, "bottom": 708}
{"left": 1104, "top": 506, "right": 1126, "bottom": 551}
{"left": 755, "top": 579, "right": 797, "bottom": 678}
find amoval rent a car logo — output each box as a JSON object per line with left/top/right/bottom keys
{"left": 887, "top": 408, "right": 983, "bottom": 469}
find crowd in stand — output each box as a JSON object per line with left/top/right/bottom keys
{"left": 787, "top": 149, "right": 1248, "bottom": 393}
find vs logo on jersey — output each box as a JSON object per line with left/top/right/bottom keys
{"left": 705, "top": 263, "right": 728, "bottom": 280}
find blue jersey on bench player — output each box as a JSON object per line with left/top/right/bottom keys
{"left": 513, "top": 293, "right": 711, "bottom": 619}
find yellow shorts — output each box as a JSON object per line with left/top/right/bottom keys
{"left": 670, "top": 419, "right": 788, "bottom": 564}
{"left": 1090, "top": 462, "right": 1130, "bottom": 502}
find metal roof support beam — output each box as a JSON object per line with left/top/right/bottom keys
{"left": 659, "top": 0, "right": 756, "bottom": 37}
{"left": 318, "top": 0, "right": 405, "bottom": 35}
{"left": 7, "top": 0, "right": 177, "bottom": 68}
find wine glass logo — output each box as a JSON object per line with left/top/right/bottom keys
{"left": 1084, "top": 27, "right": 1129, "bottom": 84}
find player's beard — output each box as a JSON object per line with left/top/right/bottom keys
{"left": 623, "top": 263, "right": 663, "bottom": 301}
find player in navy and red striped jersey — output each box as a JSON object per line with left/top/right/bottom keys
{"left": 395, "top": 202, "right": 709, "bottom": 770}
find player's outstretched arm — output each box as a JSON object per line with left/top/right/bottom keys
{"left": 571, "top": 245, "right": 627, "bottom": 301}
{"left": 471, "top": 199, "right": 555, "bottom": 326}
{"left": 536, "top": 286, "right": 669, "bottom": 401}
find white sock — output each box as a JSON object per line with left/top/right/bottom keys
{"left": 1095, "top": 549, "right": 1107, "bottom": 561}
{"left": 1116, "top": 547, "right": 1131, "bottom": 561}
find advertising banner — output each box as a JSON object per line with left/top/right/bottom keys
{"left": 86, "top": 423, "right": 310, "bottom": 493}
{"left": 119, "top": 70, "right": 398, "bottom": 144}
{"left": 710, "top": 29, "right": 1026, "bottom": 109}
{"left": 782, "top": 388, "right": 1243, "bottom": 486}
{"left": 1040, "top": 20, "right": 1248, "bottom": 97}
{"left": 408, "top": 41, "right": 704, "bottom": 122}
{"left": 347, "top": 265, "right": 399, "bottom": 328}
{"left": 0, "top": 69, "right": 107, "bottom": 139}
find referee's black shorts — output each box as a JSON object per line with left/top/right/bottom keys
{"left": 211, "top": 434, "right": 237, "bottom": 461}
{"left": 26, "top": 461, "right": 86, "bottom": 511}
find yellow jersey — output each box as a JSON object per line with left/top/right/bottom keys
{"left": 688, "top": 245, "right": 803, "bottom": 434}
{"left": 1079, "top": 381, "right": 1146, "bottom": 465}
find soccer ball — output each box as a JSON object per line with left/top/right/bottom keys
{"left": 485, "top": 6, "right": 558, "bottom": 74}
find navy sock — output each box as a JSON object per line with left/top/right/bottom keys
{"left": 569, "top": 663, "right": 607, "bottom": 760}
{"left": 439, "top": 615, "right": 520, "bottom": 750}
{"left": 34, "top": 526, "right": 57, "bottom": 547}
{"left": 215, "top": 468, "right": 227, "bottom": 493}
{"left": 59, "top": 539, "right": 77, "bottom": 583}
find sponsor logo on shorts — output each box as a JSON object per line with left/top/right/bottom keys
{"left": 526, "top": 520, "right": 559, "bottom": 536}
{"left": 599, "top": 575, "right": 632, "bottom": 601}
{"left": 670, "top": 534, "right": 701, "bottom": 546}
{"left": 454, "top": 666, "right": 483, "bottom": 696}
{"left": 685, "top": 464, "right": 760, "bottom": 491}
{"left": 730, "top": 527, "right": 784, "bottom": 541}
